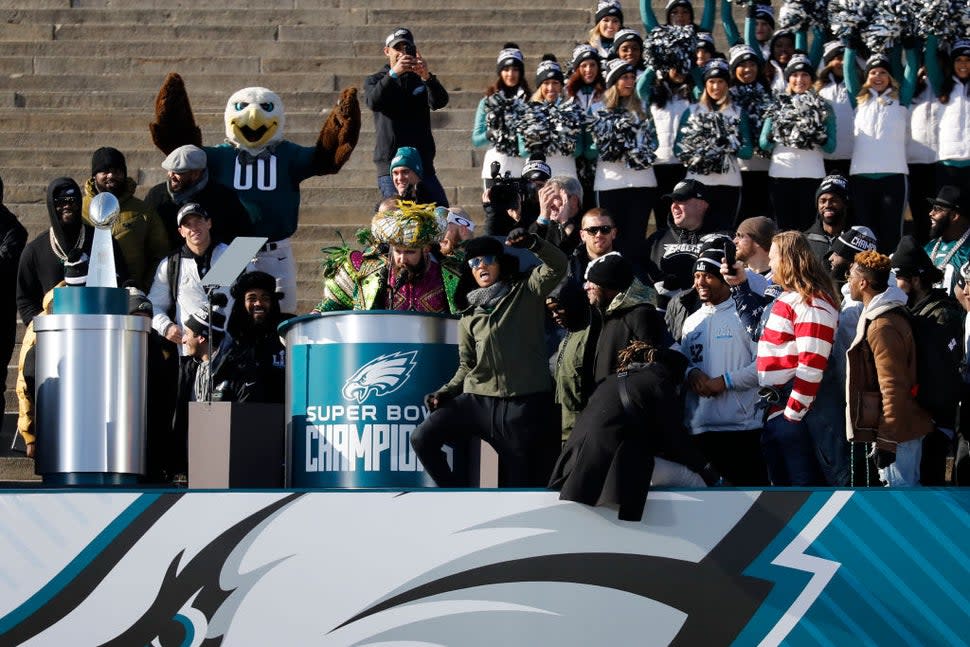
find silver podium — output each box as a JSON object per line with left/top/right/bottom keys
{"left": 33, "top": 314, "right": 150, "bottom": 484}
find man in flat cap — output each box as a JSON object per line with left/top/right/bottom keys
{"left": 144, "top": 144, "right": 251, "bottom": 250}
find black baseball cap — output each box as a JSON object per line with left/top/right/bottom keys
{"left": 664, "top": 179, "right": 708, "bottom": 203}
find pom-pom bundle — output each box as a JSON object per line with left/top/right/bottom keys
{"left": 643, "top": 25, "right": 697, "bottom": 77}
{"left": 827, "top": 0, "right": 968, "bottom": 51}
{"left": 590, "top": 108, "right": 659, "bottom": 170}
{"left": 730, "top": 83, "right": 773, "bottom": 158}
{"left": 484, "top": 91, "right": 526, "bottom": 156}
{"left": 778, "top": 0, "right": 829, "bottom": 32}
{"left": 765, "top": 91, "right": 830, "bottom": 149}
{"left": 677, "top": 111, "right": 742, "bottom": 175}
{"left": 518, "top": 99, "right": 585, "bottom": 156}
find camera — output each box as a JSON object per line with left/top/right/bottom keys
{"left": 489, "top": 161, "right": 524, "bottom": 208}
{"left": 403, "top": 42, "right": 416, "bottom": 57}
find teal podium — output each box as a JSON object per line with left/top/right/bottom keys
{"left": 280, "top": 311, "right": 461, "bottom": 488}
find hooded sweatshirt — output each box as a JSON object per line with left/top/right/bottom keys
{"left": 16, "top": 178, "right": 95, "bottom": 325}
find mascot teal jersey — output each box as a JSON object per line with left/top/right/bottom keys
{"left": 204, "top": 141, "right": 317, "bottom": 242}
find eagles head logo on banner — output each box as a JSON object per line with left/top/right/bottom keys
{"left": 342, "top": 351, "right": 419, "bottom": 404}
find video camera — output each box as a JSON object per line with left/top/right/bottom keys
{"left": 489, "top": 161, "right": 538, "bottom": 209}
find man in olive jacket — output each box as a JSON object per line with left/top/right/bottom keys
{"left": 411, "top": 229, "right": 567, "bottom": 487}
{"left": 845, "top": 250, "right": 934, "bottom": 487}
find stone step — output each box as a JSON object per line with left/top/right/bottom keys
{"left": 9, "top": 86, "right": 486, "bottom": 110}
{"left": 68, "top": 0, "right": 580, "bottom": 8}
{"left": 1, "top": 55, "right": 508, "bottom": 82}
{"left": 0, "top": 7, "right": 590, "bottom": 27}
{"left": 0, "top": 107, "right": 476, "bottom": 132}
{"left": 0, "top": 128, "right": 478, "bottom": 151}
{"left": 48, "top": 22, "right": 591, "bottom": 44}
{"left": 0, "top": 39, "right": 587, "bottom": 59}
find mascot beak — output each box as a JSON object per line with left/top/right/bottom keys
{"left": 231, "top": 104, "right": 279, "bottom": 148}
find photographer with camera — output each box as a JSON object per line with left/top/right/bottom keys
{"left": 483, "top": 155, "right": 551, "bottom": 235}
{"left": 365, "top": 27, "right": 449, "bottom": 207}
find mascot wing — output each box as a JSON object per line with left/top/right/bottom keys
{"left": 150, "top": 72, "right": 203, "bottom": 155}
{"left": 315, "top": 86, "right": 361, "bottom": 175}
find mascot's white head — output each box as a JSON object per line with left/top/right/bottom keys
{"left": 224, "top": 87, "right": 285, "bottom": 155}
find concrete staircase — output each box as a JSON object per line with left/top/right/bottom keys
{"left": 0, "top": 0, "right": 744, "bottom": 467}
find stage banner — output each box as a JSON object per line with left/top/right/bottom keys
{"left": 0, "top": 490, "right": 967, "bottom": 646}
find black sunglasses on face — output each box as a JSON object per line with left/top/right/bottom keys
{"left": 54, "top": 196, "right": 79, "bottom": 206}
{"left": 582, "top": 225, "right": 614, "bottom": 235}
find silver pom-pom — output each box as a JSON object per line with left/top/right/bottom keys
{"left": 765, "top": 91, "right": 830, "bottom": 149}
{"left": 914, "top": 0, "right": 950, "bottom": 39}
{"left": 779, "top": 0, "right": 829, "bottom": 32}
{"left": 644, "top": 25, "right": 697, "bottom": 77}
{"left": 828, "top": 0, "right": 873, "bottom": 43}
{"left": 590, "top": 108, "right": 658, "bottom": 170}
{"left": 863, "top": 0, "right": 914, "bottom": 53}
{"left": 677, "top": 111, "right": 743, "bottom": 175}
{"left": 484, "top": 92, "right": 526, "bottom": 156}
{"left": 518, "top": 99, "right": 585, "bottom": 157}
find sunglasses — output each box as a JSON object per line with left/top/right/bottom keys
{"left": 54, "top": 196, "right": 79, "bottom": 206}
{"left": 582, "top": 225, "right": 614, "bottom": 235}
{"left": 467, "top": 255, "right": 497, "bottom": 269}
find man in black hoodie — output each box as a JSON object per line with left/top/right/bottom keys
{"left": 0, "top": 175, "right": 27, "bottom": 393}
{"left": 16, "top": 177, "right": 127, "bottom": 326}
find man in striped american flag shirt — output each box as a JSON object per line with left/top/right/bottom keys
{"left": 755, "top": 231, "right": 840, "bottom": 486}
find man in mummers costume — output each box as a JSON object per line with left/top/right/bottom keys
{"left": 314, "top": 201, "right": 462, "bottom": 314}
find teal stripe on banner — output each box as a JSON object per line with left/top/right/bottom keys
{"left": 811, "top": 524, "right": 917, "bottom": 645}
{"left": 0, "top": 494, "right": 159, "bottom": 634}
{"left": 890, "top": 492, "right": 969, "bottom": 577}
{"left": 815, "top": 591, "right": 879, "bottom": 647}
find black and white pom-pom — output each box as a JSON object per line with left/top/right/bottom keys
{"left": 644, "top": 25, "right": 697, "bottom": 77}
{"left": 485, "top": 92, "right": 526, "bottom": 156}
{"left": 863, "top": 0, "right": 913, "bottom": 53}
{"left": 730, "top": 83, "right": 773, "bottom": 158}
{"left": 828, "top": 0, "right": 873, "bottom": 43}
{"left": 766, "top": 91, "right": 830, "bottom": 149}
{"left": 676, "top": 111, "right": 742, "bottom": 176}
{"left": 590, "top": 108, "right": 658, "bottom": 170}
{"left": 779, "top": 0, "right": 829, "bottom": 32}
{"left": 518, "top": 99, "right": 585, "bottom": 157}
{"left": 914, "top": 0, "right": 949, "bottom": 40}
{"left": 955, "top": 0, "right": 970, "bottom": 41}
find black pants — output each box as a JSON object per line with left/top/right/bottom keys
{"left": 770, "top": 177, "right": 820, "bottom": 232}
{"left": 908, "top": 163, "right": 937, "bottom": 244}
{"left": 694, "top": 430, "right": 769, "bottom": 486}
{"left": 411, "top": 392, "right": 560, "bottom": 487}
{"left": 702, "top": 184, "right": 741, "bottom": 233}
{"left": 824, "top": 159, "right": 851, "bottom": 177}
{"left": 920, "top": 428, "right": 955, "bottom": 486}
{"left": 596, "top": 186, "right": 657, "bottom": 260}
{"left": 652, "top": 164, "right": 686, "bottom": 232}
{"left": 740, "top": 169, "right": 773, "bottom": 224}
{"left": 850, "top": 174, "right": 907, "bottom": 254}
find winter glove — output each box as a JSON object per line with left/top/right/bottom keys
{"left": 424, "top": 391, "right": 451, "bottom": 412}
{"left": 506, "top": 227, "right": 536, "bottom": 249}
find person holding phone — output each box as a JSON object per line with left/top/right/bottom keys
{"left": 365, "top": 27, "right": 450, "bottom": 206}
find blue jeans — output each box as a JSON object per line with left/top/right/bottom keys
{"left": 377, "top": 172, "right": 449, "bottom": 207}
{"left": 762, "top": 415, "right": 827, "bottom": 486}
{"left": 880, "top": 439, "right": 922, "bottom": 487}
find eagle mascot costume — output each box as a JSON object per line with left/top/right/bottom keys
{"left": 149, "top": 72, "right": 361, "bottom": 311}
